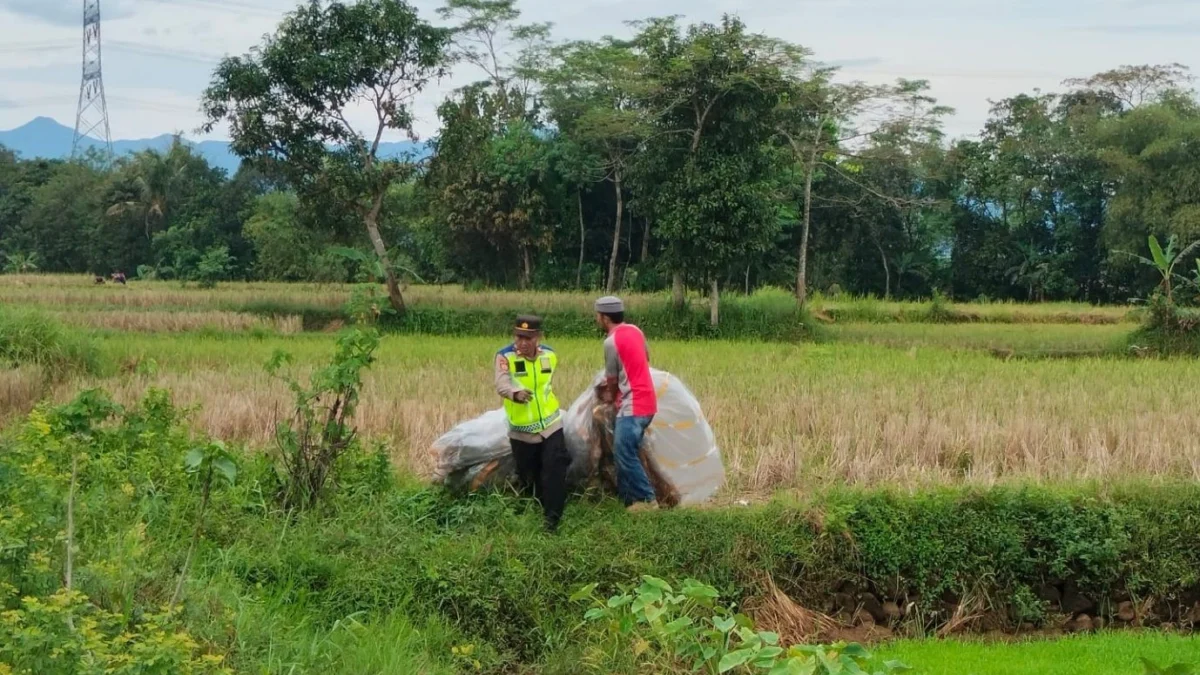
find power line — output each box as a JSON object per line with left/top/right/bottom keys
{"left": 142, "top": 0, "right": 283, "bottom": 18}
{"left": 4, "top": 93, "right": 198, "bottom": 114}
{"left": 0, "top": 40, "right": 227, "bottom": 63}
{"left": 108, "top": 40, "right": 225, "bottom": 63}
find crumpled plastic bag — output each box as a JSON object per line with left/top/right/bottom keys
{"left": 430, "top": 369, "right": 724, "bottom": 505}
{"left": 429, "top": 409, "right": 513, "bottom": 492}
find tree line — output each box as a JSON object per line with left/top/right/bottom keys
{"left": 1, "top": 0, "right": 1197, "bottom": 316}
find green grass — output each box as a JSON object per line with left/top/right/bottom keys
{"left": 827, "top": 322, "right": 1133, "bottom": 355}
{"left": 809, "top": 293, "right": 1134, "bottom": 324}
{"left": 0, "top": 305, "right": 101, "bottom": 378}
{"left": 880, "top": 633, "right": 1200, "bottom": 675}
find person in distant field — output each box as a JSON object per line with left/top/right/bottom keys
{"left": 112, "top": 271, "right": 127, "bottom": 285}
{"left": 494, "top": 315, "right": 570, "bottom": 532}
{"left": 594, "top": 296, "right": 658, "bottom": 511}
{"left": 93, "top": 275, "right": 106, "bottom": 285}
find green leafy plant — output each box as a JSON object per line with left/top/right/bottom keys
{"left": 172, "top": 440, "right": 238, "bottom": 607}
{"left": 0, "top": 588, "right": 231, "bottom": 675}
{"left": 2, "top": 251, "right": 40, "bottom": 274}
{"left": 193, "top": 245, "right": 234, "bottom": 288}
{"left": 265, "top": 327, "right": 380, "bottom": 510}
{"left": 1122, "top": 234, "right": 1200, "bottom": 304}
{"left": 573, "top": 576, "right": 909, "bottom": 674}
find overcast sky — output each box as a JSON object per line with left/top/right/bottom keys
{"left": 0, "top": 0, "right": 1197, "bottom": 143}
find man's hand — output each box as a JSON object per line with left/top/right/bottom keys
{"left": 512, "top": 390, "right": 532, "bottom": 404}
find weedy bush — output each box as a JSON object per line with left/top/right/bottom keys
{"left": 572, "top": 575, "right": 907, "bottom": 675}
{"left": 0, "top": 588, "right": 230, "bottom": 674}
{"left": 0, "top": 389, "right": 235, "bottom": 674}
{"left": 265, "top": 326, "right": 380, "bottom": 511}
{"left": 205, "top": 483, "right": 1200, "bottom": 666}
{"left": 0, "top": 306, "right": 101, "bottom": 379}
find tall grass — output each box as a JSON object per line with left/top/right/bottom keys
{"left": 0, "top": 306, "right": 101, "bottom": 379}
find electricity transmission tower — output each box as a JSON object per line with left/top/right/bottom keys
{"left": 72, "top": 0, "right": 113, "bottom": 160}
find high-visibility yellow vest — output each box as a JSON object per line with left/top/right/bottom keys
{"left": 499, "top": 345, "right": 561, "bottom": 434}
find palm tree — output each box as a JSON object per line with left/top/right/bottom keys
{"left": 106, "top": 137, "right": 190, "bottom": 239}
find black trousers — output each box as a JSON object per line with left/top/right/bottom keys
{"left": 511, "top": 429, "right": 569, "bottom": 528}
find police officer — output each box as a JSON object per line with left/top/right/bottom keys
{"left": 494, "top": 315, "right": 570, "bottom": 531}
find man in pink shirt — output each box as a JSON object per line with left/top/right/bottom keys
{"left": 595, "top": 296, "right": 658, "bottom": 510}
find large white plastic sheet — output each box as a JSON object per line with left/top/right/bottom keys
{"left": 640, "top": 369, "right": 725, "bottom": 505}
{"left": 430, "top": 369, "right": 724, "bottom": 505}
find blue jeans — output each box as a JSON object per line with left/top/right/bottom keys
{"left": 614, "top": 415, "right": 656, "bottom": 505}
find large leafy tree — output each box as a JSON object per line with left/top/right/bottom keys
{"left": 13, "top": 163, "right": 105, "bottom": 273}
{"left": 201, "top": 0, "right": 451, "bottom": 313}
{"left": 426, "top": 86, "right": 552, "bottom": 288}
{"left": 631, "top": 16, "right": 796, "bottom": 321}
{"left": 542, "top": 38, "right": 649, "bottom": 292}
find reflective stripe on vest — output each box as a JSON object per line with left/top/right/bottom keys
{"left": 501, "top": 348, "right": 561, "bottom": 434}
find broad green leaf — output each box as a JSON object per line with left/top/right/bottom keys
{"left": 631, "top": 597, "right": 647, "bottom": 615}
{"left": 608, "top": 594, "right": 632, "bottom": 608}
{"left": 213, "top": 457, "right": 238, "bottom": 484}
{"left": 643, "top": 604, "right": 666, "bottom": 622}
{"left": 583, "top": 608, "right": 606, "bottom": 621}
{"left": 718, "top": 648, "right": 757, "bottom": 673}
{"left": 713, "top": 616, "right": 736, "bottom": 633}
{"left": 639, "top": 587, "right": 664, "bottom": 604}
{"left": 682, "top": 581, "right": 721, "bottom": 600}
{"left": 184, "top": 448, "right": 205, "bottom": 471}
{"left": 819, "top": 649, "right": 843, "bottom": 674}
{"left": 882, "top": 661, "right": 912, "bottom": 673}
{"left": 570, "top": 583, "right": 598, "bottom": 602}
{"left": 759, "top": 631, "right": 780, "bottom": 646}
{"left": 754, "top": 646, "right": 784, "bottom": 663}
{"left": 840, "top": 654, "right": 867, "bottom": 674}
{"left": 735, "top": 626, "right": 759, "bottom": 643}
{"left": 777, "top": 658, "right": 817, "bottom": 675}
{"left": 642, "top": 575, "right": 673, "bottom": 593}
{"left": 1150, "top": 235, "right": 1169, "bottom": 271}
{"left": 841, "top": 644, "right": 870, "bottom": 658}
{"left": 664, "top": 616, "right": 693, "bottom": 634}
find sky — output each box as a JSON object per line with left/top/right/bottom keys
{"left": 0, "top": 0, "right": 1198, "bottom": 143}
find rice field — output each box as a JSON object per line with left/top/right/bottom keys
{"left": 1, "top": 330, "right": 1192, "bottom": 494}
{"left": 0, "top": 274, "right": 1137, "bottom": 324}
{"left": 0, "top": 275, "right": 1180, "bottom": 494}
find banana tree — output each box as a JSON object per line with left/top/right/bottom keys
{"left": 3, "top": 251, "right": 40, "bottom": 274}
{"left": 1122, "top": 235, "right": 1200, "bottom": 303}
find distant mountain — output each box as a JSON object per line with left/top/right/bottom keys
{"left": 0, "top": 117, "right": 431, "bottom": 175}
